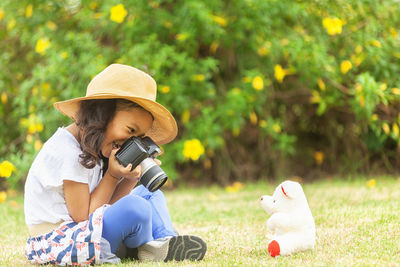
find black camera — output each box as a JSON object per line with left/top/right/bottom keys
{"left": 115, "top": 136, "right": 167, "bottom": 192}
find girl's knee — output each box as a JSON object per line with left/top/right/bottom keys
{"left": 130, "top": 185, "right": 166, "bottom": 202}
{"left": 151, "top": 189, "right": 165, "bottom": 199}
{"left": 118, "top": 195, "right": 152, "bottom": 224}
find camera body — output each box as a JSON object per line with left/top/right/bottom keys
{"left": 115, "top": 136, "right": 167, "bottom": 192}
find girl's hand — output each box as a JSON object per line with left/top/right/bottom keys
{"left": 106, "top": 148, "right": 142, "bottom": 182}
{"left": 154, "top": 158, "right": 162, "bottom": 166}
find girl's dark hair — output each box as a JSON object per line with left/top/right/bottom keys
{"left": 76, "top": 99, "right": 143, "bottom": 169}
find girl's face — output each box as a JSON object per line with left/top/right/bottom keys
{"left": 101, "top": 107, "right": 153, "bottom": 158}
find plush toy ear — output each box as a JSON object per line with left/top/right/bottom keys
{"left": 281, "top": 185, "right": 289, "bottom": 198}
{"left": 280, "top": 181, "right": 301, "bottom": 199}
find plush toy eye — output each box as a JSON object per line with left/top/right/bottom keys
{"left": 273, "top": 200, "right": 276, "bottom": 203}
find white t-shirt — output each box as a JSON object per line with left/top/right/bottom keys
{"left": 24, "top": 127, "right": 103, "bottom": 226}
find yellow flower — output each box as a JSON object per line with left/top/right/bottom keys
{"left": 93, "top": 12, "right": 103, "bottom": 19}
{"left": 0, "top": 9, "right": 4, "bottom": 20}
{"left": 191, "top": 74, "right": 205, "bottom": 82}
{"left": 225, "top": 186, "right": 236, "bottom": 193}
{"left": 371, "top": 40, "right": 382, "bottom": 48}
{"left": 274, "top": 64, "right": 287, "bottom": 83}
{"left": 257, "top": 41, "right": 271, "bottom": 57}
{"left": 390, "top": 27, "right": 397, "bottom": 39}
{"left": 355, "top": 45, "right": 363, "bottom": 54}
{"left": 160, "top": 85, "right": 170, "bottom": 94}
{"left": 313, "top": 151, "right": 324, "bottom": 165}
{"left": 393, "top": 123, "right": 400, "bottom": 137}
{"left": 36, "top": 122, "right": 43, "bottom": 132}
{"left": 259, "top": 120, "right": 267, "bottom": 128}
{"left": 35, "top": 38, "right": 51, "bottom": 55}
{"left": 272, "top": 123, "right": 281, "bottom": 133}
{"left": 25, "top": 4, "right": 33, "bottom": 18}
{"left": 382, "top": 123, "right": 390, "bottom": 134}
{"left": 310, "top": 90, "right": 321, "bottom": 103}
{"left": 366, "top": 179, "right": 376, "bottom": 188}
{"left": 252, "top": 76, "right": 264, "bottom": 90}
{"left": 181, "top": 110, "right": 190, "bottom": 124}
{"left": 149, "top": 1, "right": 160, "bottom": 8}
{"left": 371, "top": 114, "right": 378, "bottom": 121}
{"left": 359, "top": 94, "right": 365, "bottom": 107}
{"left": 27, "top": 122, "right": 44, "bottom": 134}
{"left": 211, "top": 15, "right": 227, "bottom": 27}
{"left": 26, "top": 134, "right": 33, "bottom": 143}
{"left": 1, "top": 92, "right": 7, "bottom": 104}
{"left": 183, "top": 139, "right": 205, "bottom": 161}
{"left": 249, "top": 111, "right": 258, "bottom": 125}
{"left": 322, "top": 17, "right": 343, "bottom": 36}
{"left": 46, "top": 21, "right": 57, "bottom": 30}
{"left": 0, "top": 191, "right": 7, "bottom": 203}
{"left": 28, "top": 124, "right": 36, "bottom": 134}
{"left": 7, "top": 18, "right": 16, "bottom": 31}
{"left": 163, "top": 21, "right": 172, "bottom": 28}
{"left": 176, "top": 32, "right": 189, "bottom": 41}
{"left": 350, "top": 55, "right": 362, "bottom": 67}
{"left": 394, "top": 52, "right": 400, "bottom": 59}
{"left": 257, "top": 46, "right": 269, "bottom": 56}
{"left": 59, "top": 51, "right": 68, "bottom": 59}
{"left": 210, "top": 41, "right": 219, "bottom": 54}
{"left": 110, "top": 4, "right": 127, "bottom": 23}
{"left": 42, "top": 83, "right": 50, "bottom": 90}
{"left": 0, "top": 161, "right": 16, "bottom": 178}
{"left": 34, "top": 139, "right": 43, "bottom": 151}
{"left": 242, "top": 76, "right": 252, "bottom": 83}
{"left": 225, "top": 182, "right": 245, "bottom": 193}
{"left": 280, "top": 39, "right": 289, "bottom": 46}
{"left": 317, "top": 78, "right": 326, "bottom": 91}
{"left": 90, "top": 1, "right": 98, "bottom": 10}
{"left": 21, "top": 114, "right": 44, "bottom": 134}
{"left": 232, "top": 128, "right": 240, "bottom": 137}
{"left": 391, "top": 88, "right": 400, "bottom": 95}
{"left": 355, "top": 84, "right": 362, "bottom": 93}
{"left": 340, "top": 60, "right": 352, "bottom": 74}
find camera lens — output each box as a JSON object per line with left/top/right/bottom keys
{"left": 139, "top": 158, "right": 168, "bottom": 192}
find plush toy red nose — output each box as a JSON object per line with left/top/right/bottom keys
{"left": 268, "top": 240, "right": 280, "bottom": 257}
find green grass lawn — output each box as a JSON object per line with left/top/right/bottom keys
{"left": 1, "top": 177, "right": 399, "bottom": 266}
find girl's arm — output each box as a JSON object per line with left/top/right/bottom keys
{"left": 109, "top": 178, "right": 137, "bottom": 204}
{"left": 64, "top": 149, "right": 140, "bottom": 222}
{"left": 63, "top": 173, "right": 120, "bottom": 222}
{"left": 109, "top": 158, "right": 162, "bottom": 204}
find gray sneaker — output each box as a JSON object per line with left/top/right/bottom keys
{"left": 115, "top": 227, "right": 180, "bottom": 260}
{"left": 138, "top": 235, "right": 207, "bottom": 262}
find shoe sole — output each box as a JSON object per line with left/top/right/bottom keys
{"left": 164, "top": 235, "right": 207, "bottom": 262}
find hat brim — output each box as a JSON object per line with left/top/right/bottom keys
{"left": 54, "top": 94, "right": 178, "bottom": 145}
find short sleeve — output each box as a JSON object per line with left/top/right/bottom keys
{"left": 35, "top": 150, "right": 91, "bottom": 190}
{"left": 24, "top": 127, "right": 101, "bottom": 225}
{"left": 33, "top": 129, "right": 93, "bottom": 190}
{"left": 60, "top": 153, "right": 93, "bottom": 184}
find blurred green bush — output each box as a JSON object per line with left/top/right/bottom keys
{"left": 0, "top": 0, "right": 399, "bottom": 190}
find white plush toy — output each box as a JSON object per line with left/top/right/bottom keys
{"left": 260, "top": 180, "right": 315, "bottom": 257}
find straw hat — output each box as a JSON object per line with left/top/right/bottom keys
{"left": 54, "top": 64, "right": 178, "bottom": 145}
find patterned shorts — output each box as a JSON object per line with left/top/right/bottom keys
{"left": 25, "top": 205, "right": 108, "bottom": 265}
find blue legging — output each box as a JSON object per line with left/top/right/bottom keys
{"left": 101, "top": 185, "right": 176, "bottom": 253}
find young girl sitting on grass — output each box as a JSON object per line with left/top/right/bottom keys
{"left": 23, "top": 64, "right": 206, "bottom": 265}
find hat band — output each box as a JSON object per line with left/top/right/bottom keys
{"left": 84, "top": 92, "right": 156, "bottom": 101}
